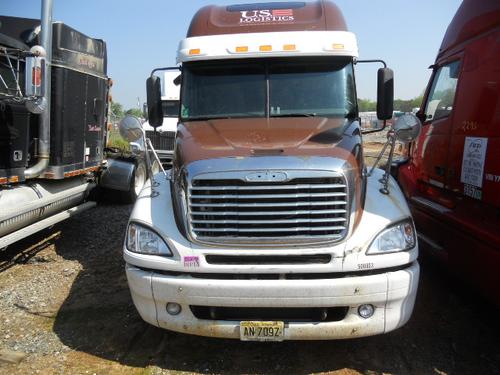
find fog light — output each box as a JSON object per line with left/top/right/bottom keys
{"left": 358, "top": 304, "right": 374, "bottom": 319}
{"left": 166, "top": 302, "right": 181, "bottom": 316}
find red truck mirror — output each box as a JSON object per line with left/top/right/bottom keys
{"left": 376, "top": 68, "right": 394, "bottom": 120}
{"left": 146, "top": 76, "right": 163, "bottom": 128}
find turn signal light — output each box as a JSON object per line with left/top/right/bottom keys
{"left": 189, "top": 48, "right": 201, "bottom": 55}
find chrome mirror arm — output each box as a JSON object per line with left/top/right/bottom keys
{"left": 144, "top": 136, "right": 168, "bottom": 179}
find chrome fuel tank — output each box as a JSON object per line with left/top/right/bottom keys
{"left": 0, "top": 177, "right": 92, "bottom": 238}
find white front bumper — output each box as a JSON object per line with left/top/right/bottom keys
{"left": 126, "top": 262, "right": 419, "bottom": 340}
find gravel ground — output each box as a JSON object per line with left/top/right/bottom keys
{"left": 0, "top": 164, "right": 499, "bottom": 374}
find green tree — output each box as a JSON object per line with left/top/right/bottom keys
{"left": 358, "top": 98, "right": 376, "bottom": 112}
{"left": 411, "top": 94, "right": 424, "bottom": 110}
{"left": 110, "top": 102, "right": 124, "bottom": 122}
{"left": 125, "top": 108, "right": 144, "bottom": 118}
{"left": 358, "top": 94, "right": 424, "bottom": 114}
{"left": 393, "top": 94, "right": 425, "bottom": 112}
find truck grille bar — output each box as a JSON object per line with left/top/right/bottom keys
{"left": 187, "top": 175, "right": 349, "bottom": 244}
{"left": 145, "top": 130, "right": 175, "bottom": 151}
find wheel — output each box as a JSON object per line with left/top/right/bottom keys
{"left": 122, "top": 161, "right": 146, "bottom": 203}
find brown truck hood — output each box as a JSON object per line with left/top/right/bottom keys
{"left": 175, "top": 117, "right": 356, "bottom": 166}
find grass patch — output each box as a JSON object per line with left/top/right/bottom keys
{"left": 107, "top": 129, "right": 130, "bottom": 152}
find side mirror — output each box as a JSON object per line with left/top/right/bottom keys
{"left": 415, "top": 109, "right": 426, "bottom": 123}
{"left": 376, "top": 68, "right": 394, "bottom": 120}
{"left": 393, "top": 113, "right": 422, "bottom": 143}
{"left": 146, "top": 76, "right": 163, "bottom": 128}
{"left": 118, "top": 115, "right": 143, "bottom": 142}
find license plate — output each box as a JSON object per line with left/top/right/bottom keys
{"left": 240, "top": 321, "right": 285, "bottom": 342}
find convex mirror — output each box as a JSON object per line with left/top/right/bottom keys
{"left": 119, "top": 115, "right": 143, "bottom": 142}
{"left": 393, "top": 113, "right": 422, "bottom": 143}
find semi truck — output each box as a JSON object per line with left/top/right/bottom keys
{"left": 0, "top": 0, "right": 141, "bottom": 248}
{"left": 142, "top": 71, "right": 180, "bottom": 168}
{"left": 396, "top": 0, "right": 500, "bottom": 305}
{"left": 124, "top": 0, "right": 421, "bottom": 340}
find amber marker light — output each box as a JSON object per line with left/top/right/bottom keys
{"left": 235, "top": 46, "right": 249, "bottom": 52}
{"left": 259, "top": 45, "right": 272, "bottom": 52}
{"left": 332, "top": 43, "right": 345, "bottom": 50}
{"left": 189, "top": 48, "right": 201, "bottom": 55}
{"left": 283, "top": 44, "right": 296, "bottom": 51}
{"left": 32, "top": 66, "right": 42, "bottom": 86}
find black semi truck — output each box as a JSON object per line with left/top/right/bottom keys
{"left": 0, "top": 0, "right": 141, "bottom": 248}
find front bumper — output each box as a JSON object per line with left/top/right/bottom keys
{"left": 126, "top": 261, "right": 419, "bottom": 340}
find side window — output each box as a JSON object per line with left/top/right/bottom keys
{"left": 424, "top": 61, "right": 460, "bottom": 121}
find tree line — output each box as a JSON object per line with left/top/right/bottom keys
{"left": 109, "top": 94, "right": 425, "bottom": 121}
{"left": 358, "top": 95, "right": 424, "bottom": 113}
{"left": 110, "top": 102, "right": 142, "bottom": 122}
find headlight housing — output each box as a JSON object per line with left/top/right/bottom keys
{"left": 126, "top": 222, "right": 172, "bottom": 256}
{"left": 367, "top": 220, "right": 416, "bottom": 255}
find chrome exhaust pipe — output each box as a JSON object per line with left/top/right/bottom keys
{"left": 25, "top": 0, "right": 53, "bottom": 179}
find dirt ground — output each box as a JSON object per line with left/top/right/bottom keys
{"left": 1, "top": 143, "right": 499, "bottom": 374}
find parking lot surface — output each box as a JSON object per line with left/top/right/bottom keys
{"left": 0, "top": 201, "right": 499, "bottom": 375}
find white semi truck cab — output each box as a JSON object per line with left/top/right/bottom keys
{"left": 124, "top": 0, "right": 420, "bottom": 341}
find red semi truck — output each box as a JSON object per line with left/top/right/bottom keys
{"left": 397, "top": 0, "right": 500, "bottom": 305}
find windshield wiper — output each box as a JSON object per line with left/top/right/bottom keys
{"left": 270, "top": 113, "right": 317, "bottom": 117}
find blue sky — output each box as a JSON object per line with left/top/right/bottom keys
{"left": 2, "top": 0, "right": 461, "bottom": 109}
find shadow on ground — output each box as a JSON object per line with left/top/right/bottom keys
{"left": 42, "top": 203, "right": 500, "bottom": 374}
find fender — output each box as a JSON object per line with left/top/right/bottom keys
{"left": 100, "top": 158, "right": 136, "bottom": 192}
{"left": 342, "top": 168, "right": 418, "bottom": 272}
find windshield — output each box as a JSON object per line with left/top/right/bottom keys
{"left": 181, "top": 57, "right": 356, "bottom": 121}
{"left": 162, "top": 100, "right": 180, "bottom": 118}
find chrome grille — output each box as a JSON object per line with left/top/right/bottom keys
{"left": 188, "top": 174, "right": 348, "bottom": 244}
{"left": 145, "top": 130, "right": 175, "bottom": 151}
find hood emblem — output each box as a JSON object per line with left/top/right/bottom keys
{"left": 245, "top": 171, "right": 289, "bottom": 183}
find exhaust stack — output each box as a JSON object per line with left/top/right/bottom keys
{"left": 24, "top": 0, "right": 53, "bottom": 179}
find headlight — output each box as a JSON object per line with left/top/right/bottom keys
{"left": 126, "top": 223, "right": 172, "bottom": 256}
{"left": 367, "top": 220, "right": 416, "bottom": 255}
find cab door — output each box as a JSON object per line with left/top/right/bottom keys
{"left": 412, "top": 59, "right": 461, "bottom": 203}
{"left": 445, "top": 31, "right": 500, "bottom": 207}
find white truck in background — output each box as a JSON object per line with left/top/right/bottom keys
{"left": 142, "top": 71, "right": 180, "bottom": 168}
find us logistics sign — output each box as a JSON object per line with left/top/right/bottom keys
{"left": 239, "top": 9, "right": 295, "bottom": 24}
